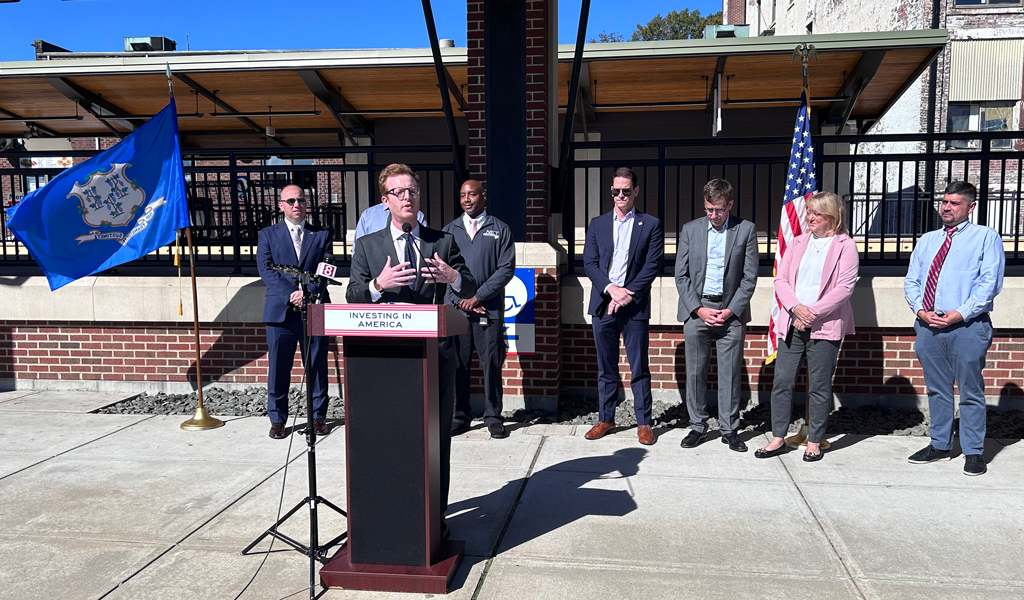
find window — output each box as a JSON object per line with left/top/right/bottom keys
{"left": 954, "top": 0, "right": 1022, "bottom": 6}
{"left": 947, "top": 102, "right": 1017, "bottom": 149}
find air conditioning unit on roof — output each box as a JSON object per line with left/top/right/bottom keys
{"left": 703, "top": 25, "right": 751, "bottom": 39}
{"left": 123, "top": 37, "right": 177, "bottom": 52}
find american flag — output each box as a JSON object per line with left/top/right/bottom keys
{"left": 767, "top": 90, "right": 816, "bottom": 362}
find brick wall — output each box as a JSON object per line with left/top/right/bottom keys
{"left": 724, "top": 0, "right": 746, "bottom": 25}
{"left": 561, "top": 324, "right": 1024, "bottom": 400}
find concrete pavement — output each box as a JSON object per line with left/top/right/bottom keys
{"left": 0, "top": 390, "right": 1020, "bottom": 600}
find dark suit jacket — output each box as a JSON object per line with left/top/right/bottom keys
{"left": 256, "top": 220, "right": 332, "bottom": 323}
{"left": 346, "top": 225, "right": 478, "bottom": 305}
{"left": 674, "top": 215, "right": 759, "bottom": 323}
{"left": 442, "top": 214, "right": 516, "bottom": 320}
{"left": 583, "top": 210, "right": 664, "bottom": 320}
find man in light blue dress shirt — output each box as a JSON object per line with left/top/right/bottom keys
{"left": 353, "top": 199, "right": 426, "bottom": 240}
{"left": 675, "top": 179, "right": 759, "bottom": 452}
{"left": 905, "top": 181, "right": 1004, "bottom": 476}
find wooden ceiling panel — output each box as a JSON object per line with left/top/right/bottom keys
{"left": 317, "top": 66, "right": 456, "bottom": 114}
{"left": 855, "top": 47, "right": 934, "bottom": 116}
{"left": 723, "top": 51, "right": 862, "bottom": 101}
{"left": 179, "top": 71, "right": 339, "bottom": 128}
{"left": 0, "top": 78, "right": 82, "bottom": 118}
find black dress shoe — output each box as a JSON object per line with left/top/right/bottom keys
{"left": 451, "top": 421, "right": 471, "bottom": 436}
{"left": 313, "top": 419, "right": 329, "bottom": 436}
{"left": 440, "top": 516, "right": 450, "bottom": 541}
{"left": 680, "top": 429, "right": 708, "bottom": 448}
{"left": 803, "top": 450, "right": 824, "bottom": 462}
{"left": 721, "top": 432, "right": 748, "bottom": 452}
{"left": 269, "top": 422, "right": 287, "bottom": 440}
{"left": 488, "top": 422, "right": 508, "bottom": 439}
{"left": 754, "top": 443, "right": 790, "bottom": 459}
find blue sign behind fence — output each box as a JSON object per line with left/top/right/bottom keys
{"left": 503, "top": 267, "right": 535, "bottom": 355}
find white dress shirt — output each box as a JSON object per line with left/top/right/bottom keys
{"left": 702, "top": 219, "right": 728, "bottom": 296}
{"left": 604, "top": 207, "right": 636, "bottom": 293}
{"left": 285, "top": 219, "right": 305, "bottom": 257}
{"left": 463, "top": 210, "right": 487, "bottom": 240}
{"left": 795, "top": 234, "right": 835, "bottom": 306}
{"left": 370, "top": 221, "right": 462, "bottom": 302}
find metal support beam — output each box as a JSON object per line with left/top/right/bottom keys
{"left": 443, "top": 67, "right": 469, "bottom": 114}
{"left": 819, "top": 50, "right": 886, "bottom": 133}
{"left": 422, "top": 0, "right": 465, "bottom": 185}
{"left": 296, "top": 69, "right": 373, "bottom": 143}
{"left": 557, "top": 0, "right": 592, "bottom": 213}
{"left": 577, "top": 62, "right": 595, "bottom": 124}
{"left": 174, "top": 73, "right": 286, "bottom": 147}
{"left": 0, "top": 104, "right": 58, "bottom": 137}
{"left": 705, "top": 56, "right": 728, "bottom": 112}
{"left": 45, "top": 77, "right": 143, "bottom": 134}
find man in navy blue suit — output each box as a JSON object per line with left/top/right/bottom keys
{"left": 257, "top": 184, "right": 333, "bottom": 440}
{"left": 583, "top": 167, "right": 664, "bottom": 445}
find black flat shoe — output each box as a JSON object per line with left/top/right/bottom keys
{"left": 803, "top": 450, "right": 824, "bottom": 462}
{"left": 754, "top": 443, "right": 789, "bottom": 459}
{"left": 451, "top": 421, "right": 471, "bottom": 436}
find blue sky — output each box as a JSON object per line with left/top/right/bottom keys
{"left": 0, "top": 0, "right": 722, "bottom": 61}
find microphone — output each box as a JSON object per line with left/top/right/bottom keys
{"left": 314, "top": 260, "right": 344, "bottom": 285}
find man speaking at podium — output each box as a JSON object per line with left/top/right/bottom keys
{"left": 346, "top": 163, "right": 477, "bottom": 538}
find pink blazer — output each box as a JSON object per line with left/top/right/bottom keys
{"left": 774, "top": 232, "right": 859, "bottom": 341}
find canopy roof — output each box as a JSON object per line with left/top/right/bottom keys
{"left": 0, "top": 29, "right": 946, "bottom": 148}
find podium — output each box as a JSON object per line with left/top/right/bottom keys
{"left": 308, "top": 303, "right": 468, "bottom": 594}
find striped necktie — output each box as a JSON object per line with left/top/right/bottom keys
{"left": 922, "top": 227, "right": 956, "bottom": 312}
{"left": 291, "top": 226, "right": 302, "bottom": 261}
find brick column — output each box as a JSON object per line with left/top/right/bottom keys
{"left": 525, "top": 0, "right": 551, "bottom": 242}
{"left": 466, "top": 1, "right": 486, "bottom": 183}
{"left": 466, "top": 0, "right": 564, "bottom": 411}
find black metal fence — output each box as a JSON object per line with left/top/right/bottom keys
{"left": 0, "top": 146, "right": 459, "bottom": 271}
{"left": 3, "top": 132, "right": 1022, "bottom": 273}
{"left": 564, "top": 131, "right": 1024, "bottom": 268}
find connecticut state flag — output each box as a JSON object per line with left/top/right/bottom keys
{"left": 5, "top": 100, "right": 189, "bottom": 290}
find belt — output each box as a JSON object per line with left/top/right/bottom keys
{"left": 701, "top": 294, "right": 723, "bottom": 302}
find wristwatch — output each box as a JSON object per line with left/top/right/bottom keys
{"left": 372, "top": 278, "right": 383, "bottom": 292}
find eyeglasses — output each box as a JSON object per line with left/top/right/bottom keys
{"left": 704, "top": 206, "right": 729, "bottom": 215}
{"left": 610, "top": 188, "right": 635, "bottom": 198}
{"left": 283, "top": 197, "right": 307, "bottom": 206}
{"left": 386, "top": 187, "right": 421, "bottom": 199}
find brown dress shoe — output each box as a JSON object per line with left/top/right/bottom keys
{"left": 637, "top": 425, "right": 656, "bottom": 446}
{"left": 584, "top": 422, "right": 615, "bottom": 440}
{"left": 313, "top": 419, "right": 329, "bottom": 436}
{"left": 269, "top": 422, "right": 287, "bottom": 440}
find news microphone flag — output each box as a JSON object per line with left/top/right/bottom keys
{"left": 5, "top": 100, "right": 190, "bottom": 290}
{"left": 766, "top": 89, "right": 816, "bottom": 363}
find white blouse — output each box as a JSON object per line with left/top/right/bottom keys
{"left": 795, "top": 235, "right": 835, "bottom": 306}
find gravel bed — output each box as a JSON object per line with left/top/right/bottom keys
{"left": 100, "top": 387, "right": 1022, "bottom": 438}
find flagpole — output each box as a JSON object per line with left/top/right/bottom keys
{"left": 170, "top": 62, "right": 223, "bottom": 431}
{"left": 783, "top": 43, "right": 826, "bottom": 450}
{"left": 180, "top": 224, "right": 223, "bottom": 431}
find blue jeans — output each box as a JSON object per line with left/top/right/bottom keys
{"left": 913, "top": 315, "right": 992, "bottom": 456}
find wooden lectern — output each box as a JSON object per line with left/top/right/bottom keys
{"left": 308, "top": 303, "right": 467, "bottom": 594}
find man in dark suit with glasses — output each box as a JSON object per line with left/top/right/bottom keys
{"left": 346, "top": 163, "right": 477, "bottom": 539}
{"left": 257, "top": 184, "right": 333, "bottom": 440}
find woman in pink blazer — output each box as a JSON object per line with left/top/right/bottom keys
{"left": 755, "top": 191, "right": 859, "bottom": 462}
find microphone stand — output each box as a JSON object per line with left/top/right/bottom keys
{"left": 242, "top": 262, "right": 347, "bottom": 600}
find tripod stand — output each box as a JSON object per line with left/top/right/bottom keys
{"left": 242, "top": 264, "right": 346, "bottom": 600}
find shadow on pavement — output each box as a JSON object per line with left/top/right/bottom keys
{"left": 447, "top": 447, "right": 648, "bottom": 557}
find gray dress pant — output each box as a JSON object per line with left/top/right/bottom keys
{"left": 769, "top": 327, "right": 841, "bottom": 443}
{"left": 684, "top": 300, "right": 745, "bottom": 435}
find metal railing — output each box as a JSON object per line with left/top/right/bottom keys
{"left": 1, "top": 146, "right": 459, "bottom": 272}
{"left": 563, "top": 131, "right": 1024, "bottom": 269}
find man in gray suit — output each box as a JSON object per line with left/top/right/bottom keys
{"left": 675, "top": 179, "right": 758, "bottom": 452}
